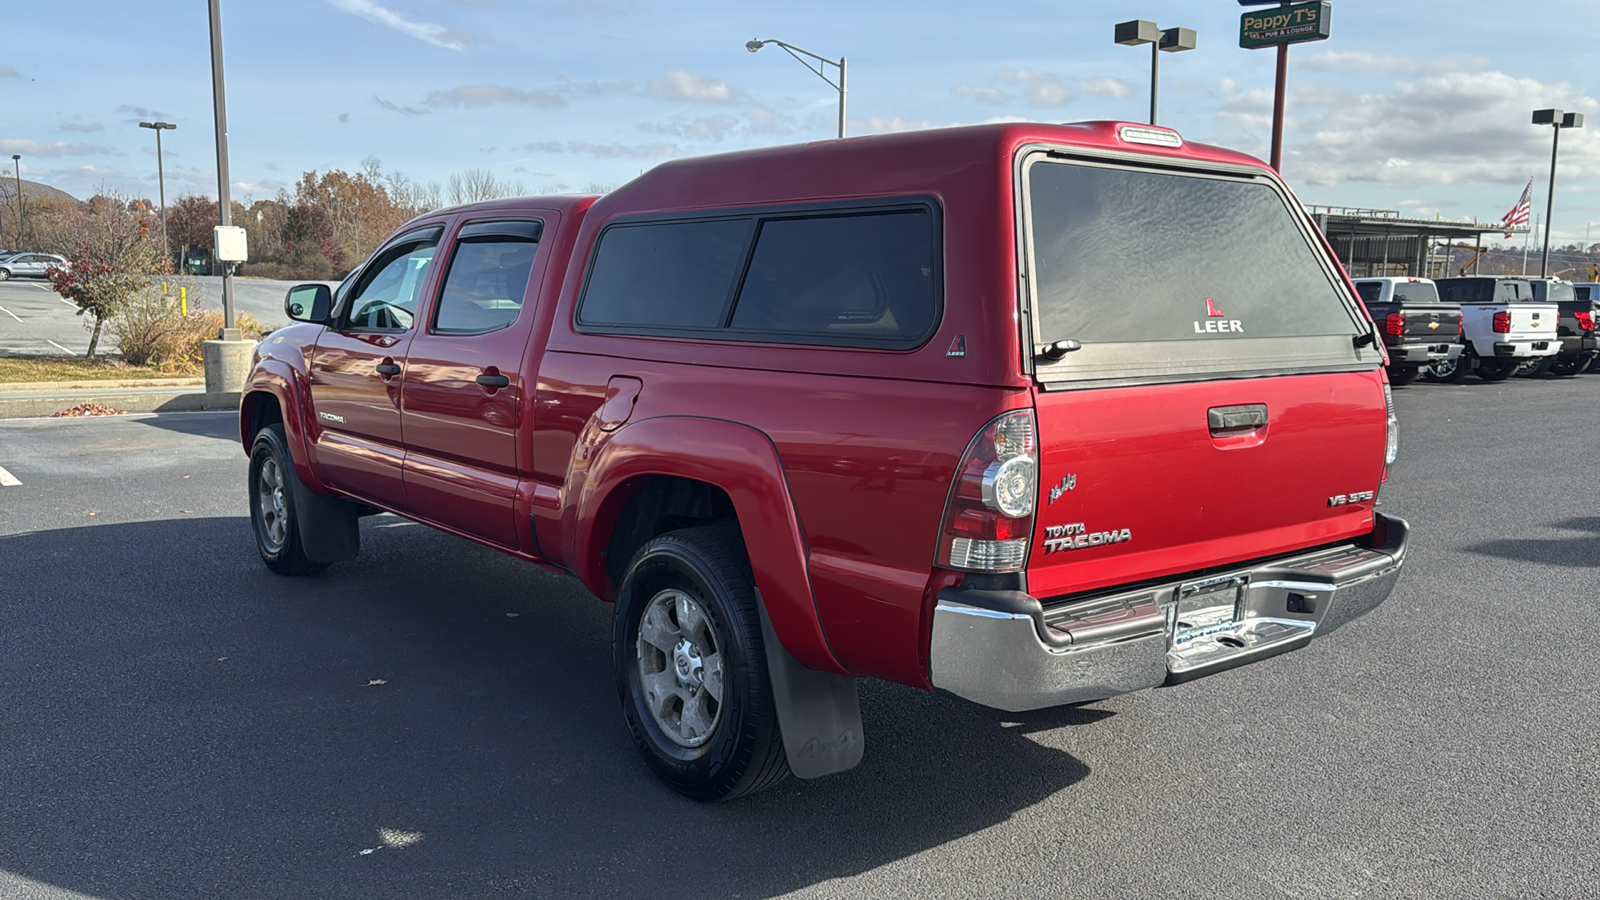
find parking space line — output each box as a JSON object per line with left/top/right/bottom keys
{"left": 0, "top": 304, "right": 22, "bottom": 323}
{"left": 0, "top": 465, "right": 21, "bottom": 487}
{"left": 47, "top": 340, "right": 73, "bottom": 354}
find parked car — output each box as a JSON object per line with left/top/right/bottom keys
{"left": 1351, "top": 277, "right": 1462, "bottom": 385}
{"left": 0, "top": 252, "right": 69, "bottom": 280}
{"left": 1524, "top": 278, "right": 1598, "bottom": 375}
{"left": 241, "top": 121, "right": 1408, "bottom": 800}
{"left": 1428, "top": 277, "right": 1559, "bottom": 381}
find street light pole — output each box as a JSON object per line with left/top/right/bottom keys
{"left": 1532, "top": 108, "right": 1585, "bottom": 278}
{"left": 746, "top": 39, "right": 847, "bottom": 139}
{"left": 11, "top": 155, "right": 22, "bottom": 248}
{"left": 208, "top": 0, "right": 236, "bottom": 330}
{"left": 139, "top": 121, "right": 177, "bottom": 268}
{"left": 1115, "top": 20, "right": 1197, "bottom": 126}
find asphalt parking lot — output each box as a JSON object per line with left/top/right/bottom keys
{"left": 1, "top": 378, "right": 1596, "bottom": 899}
{"left": 0, "top": 277, "right": 308, "bottom": 357}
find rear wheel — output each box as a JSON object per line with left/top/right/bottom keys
{"left": 1549, "top": 355, "right": 1586, "bottom": 376}
{"left": 248, "top": 424, "right": 327, "bottom": 576}
{"left": 1387, "top": 365, "right": 1420, "bottom": 386}
{"left": 614, "top": 523, "right": 790, "bottom": 801}
{"left": 1426, "top": 356, "right": 1470, "bottom": 383}
{"left": 0, "top": 269, "right": 11, "bottom": 281}
{"left": 1475, "top": 359, "right": 1517, "bottom": 382}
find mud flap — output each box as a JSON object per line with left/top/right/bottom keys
{"left": 757, "top": 595, "right": 864, "bottom": 779}
{"left": 286, "top": 469, "right": 361, "bottom": 564}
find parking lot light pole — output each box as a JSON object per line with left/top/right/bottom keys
{"left": 1115, "top": 20, "right": 1197, "bottom": 126}
{"left": 11, "top": 154, "right": 22, "bottom": 248}
{"left": 1532, "top": 108, "right": 1584, "bottom": 277}
{"left": 746, "top": 39, "right": 846, "bottom": 139}
{"left": 209, "top": 0, "right": 236, "bottom": 331}
{"left": 139, "top": 121, "right": 177, "bottom": 267}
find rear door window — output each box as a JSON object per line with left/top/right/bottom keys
{"left": 578, "top": 219, "right": 752, "bottom": 330}
{"left": 1023, "top": 155, "right": 1366, "bottom": 385}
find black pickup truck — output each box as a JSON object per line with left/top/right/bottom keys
{"left": 1527, "top": 279, "right": 1598, "bottom": 375}
{"left": 1353, "top": 277, "right": 1464, "bottom": 385}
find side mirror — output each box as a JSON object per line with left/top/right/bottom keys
{"left": 285, "top": 283, "right": 333, "bottom": 324}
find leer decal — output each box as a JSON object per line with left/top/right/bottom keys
{"left": 1193, "top": 297, "right": 1244, "bottom": 334}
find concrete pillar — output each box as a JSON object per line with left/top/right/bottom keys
{"left": 203, "top": 328, "right": 254, "bottom": 393}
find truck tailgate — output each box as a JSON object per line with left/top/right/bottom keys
{"left": 1395, "top": 303, "right": 1460, "bottom": 339}
{"left": 1504, "top": 303, "right": 1558, "bottom": 341}
{"left": 1027, "top": 370, "right": 1387, "bottom": 600}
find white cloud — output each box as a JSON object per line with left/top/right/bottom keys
{"left": 645, "top": 114, "right": 742, "bottom": 141}
{"left": 373, "top": 95, "right": 430, "bottom": 116}
{"left": 0, "top": 138, "right": 114, "bottom": 158}
{"left": 328, "top": 0, "right": 484, "bottom": 50}
{"left": 996, "top": 69, "right": 1071, "bottom": 108}
{"left": 1297, "top": 50, "right": 1489, "bottom": 77}
{"left": 523, "top": 141, "right": 678, "bottom": 160}
{"left": 955, "top": 84, "right": 1008, "bottom": 104}
{"left": 0, "top": 66, "right": 18, "bottom": 78}
{"left": 426, "top": 84, "right": 566, "bottom": 109}
{"left": 1074, "top": 77, "right": 1136, "bottom": 100}
{"left": 856, "top": 116, "right": 935, "bottom": 134}
{"left": 60, "top": 122, "right": 105, "bottom": 133}
{"left": 648, "top": 70, "right": 733, "bottom": 103}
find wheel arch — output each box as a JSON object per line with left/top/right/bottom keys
{"left": 240, "top": 359, "right": 327, "bottom": 494}
{"left": 573, "top": 415, "right": 847, "bottom": 676}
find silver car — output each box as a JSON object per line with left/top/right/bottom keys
{"left": 0, "top": 253, "right": 69, "bottom": 280}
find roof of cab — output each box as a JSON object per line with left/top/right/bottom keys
{"left": 591, "top": 120, "right": 1272, "bottom": 217}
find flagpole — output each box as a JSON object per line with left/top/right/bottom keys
{"left": 1523, "top": 212, "right": 1536, "bottom": 276}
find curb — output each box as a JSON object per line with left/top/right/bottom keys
{"left": 0, "top": 378, "right": 205, "bottom": 393}
{"left": 0, "top": 387, "right": 240, "bottom": 419}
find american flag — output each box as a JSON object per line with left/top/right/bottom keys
{"left": 1502, "top": 179, "right": 1532, "bottom": 237}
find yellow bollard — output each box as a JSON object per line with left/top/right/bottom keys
{"left": 180, "top": 286, "right": 188, "bottom": 316}
{"left": 162, "top": 281, "right": 169, "bottom": 296}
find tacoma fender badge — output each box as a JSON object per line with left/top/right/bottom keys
{"left": 1048, "top": 474, "right": 1077, "bottom": 504}
{"left": 318, "top": 411, "right": 346, "bottom": 424}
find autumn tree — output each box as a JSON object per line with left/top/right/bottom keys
{"left": 166, "top": 195, "right": 219, "bottom": 257}
{"left": 47, "top": 194, "right": 165, "bottom": 358}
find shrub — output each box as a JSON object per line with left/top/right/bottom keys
{"left": 114, "top": 284, "right": 265, "bottom": 371}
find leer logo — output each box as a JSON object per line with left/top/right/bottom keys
{"left": 1194, "top": 297, "right": 1244, "bottom": 334}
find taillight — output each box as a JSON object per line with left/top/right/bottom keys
{"left": 1577, "top": 311, "right": 1594, "bottom": 331}
{"left": 1380, "top": 382, "right": 1398, "bottom": 503}
{"left": 937, "top": 410, "right": 1038, "bottom": 572}
{"left": 1492, "top": 311, "right": 1510, "bottom": 333}
{"left": 1385, "top": 312, "right": 1404, "bottom": 336}
{"left": 1457, "top": 318, "right": 1463, "bottom": 335}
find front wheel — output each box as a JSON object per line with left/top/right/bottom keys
{"left": 614, "top": 523, "right": 790, "bottom": 801}
{"left": 1476, "top": 359, "right": 1518, "bottom": 382}
{"left": 248, "top": 424, "right": 327, "bottom": 576}
{"left": 0, "top": 269, "right": 11, "bottom": 281}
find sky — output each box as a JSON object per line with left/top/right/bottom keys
{"left": 2, "top": 0, "right": 1598, "bottom": 248}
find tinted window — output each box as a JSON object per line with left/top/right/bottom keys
{"left": 579, "top": 219, "right": 752, "bottom": 329}
{"left": 729, "top": 210, "right": 935, "bottom": 342}
{"left": 433, "top": 237, "right": 538, "bottom": 335}
{"left": 1392, "top": 281, "right": 1440, "bottom": 303}
{"left": 1354, "top": 282, "right": 1383, "bottom": 304}
{"left": 1530, "top": 281, "right": 1575, "bottom": 302}
{"left": 1578, "top": 286, "right": 1593, "bottom": 301}
{"left": 346, "top": 238, "right": 439, "bottom": 331}
{"left": 1434, "top": 279, "right": 1492, "bottom": 303}
{"left": 1027, "top": 162, "right": 1357, "bottom": 345}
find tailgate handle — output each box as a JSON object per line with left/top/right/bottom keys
{"left": 1207, "top": 404, "right": 1268, "bottom": 434}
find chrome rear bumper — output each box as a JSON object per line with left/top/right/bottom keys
{"left": 929, "top": 513, "right": 1409, "bottom": 712}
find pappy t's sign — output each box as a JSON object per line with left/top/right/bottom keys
{"left": 1239, "top": 1, "right": 1332, "bottom": 50}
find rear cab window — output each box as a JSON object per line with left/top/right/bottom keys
{"left": 1019, "top": 149, "right": 1369, "bottom": 386}
{"left": 1391, "top": 281, "right": 1440, "bottom": 304}
{"left": 576, "top": 201, "right": 940, "bottom": 349}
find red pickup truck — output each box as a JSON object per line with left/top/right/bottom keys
{"left": 241, "top": 121, "right": 1409, "bottom": 800}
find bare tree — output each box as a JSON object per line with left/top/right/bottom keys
{"left": 446, "top": 168, "right": 525, "bottom": 205}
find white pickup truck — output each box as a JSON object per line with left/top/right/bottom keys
{"left": 1428, "top": 277, "right": 1559, "bottom": 382}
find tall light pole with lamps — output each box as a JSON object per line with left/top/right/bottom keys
{"left": 1114, "top": 20, "right": 1196, "bottom": 126}
{"left": 1532, "top": 108, "right": 1584, "bottom": 277}
{"left": 746, "top": 39, "right": 846, "bottom": 139}
{"left": 139, "top": 121, "right": 177, "bottom": 266}
{"left": 10, "top": 154, "right": 22, "bottom": 248}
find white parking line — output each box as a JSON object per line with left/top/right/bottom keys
{"left": 47, "top": 340, "right": 73, "bottom": 354}
{"left": 0, "top": 465, "right": 21, "bottom": 487}
{"left": 0, "top": 304, "right": 21, "bottom": 323}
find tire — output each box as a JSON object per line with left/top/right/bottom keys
{"left": 1516, "top": 359, "right": 1549, "bottom": 378}
{"left": 1475, "top": 359, "right": 1517, "bottom": 382}
{"left": 248, "top": 423, "right": 328, "bottom": 576}
{"left": 614, "top": 522, "right": 790, "bottom": 801}
{"left": 1387, "top": 365, "right": 1421, "bottom": 386}
{"left": 0, "top": 269, "right": 11, "bottom": 281}
{"left": 1549, "top": 355, "right": 1586, "bottom": 377}
{"left": 1426, "top": 356, "right": 1470, "bottom": 383}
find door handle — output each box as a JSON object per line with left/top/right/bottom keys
{"left": 375, "top": 362, "right": 402, "bottom": 377}
{"left": 1207, "top": 404, "right": 1268, "bottom": 435}
{"left": 476, "top": 373, "right": 510, "bottom": 389}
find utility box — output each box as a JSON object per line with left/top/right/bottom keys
{"left": 214, "top": 225, "right": 248, "bottom": 263}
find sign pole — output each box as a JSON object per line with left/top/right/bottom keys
{"left": 1270, "top": 43, "right": 1288, "bottom": 171}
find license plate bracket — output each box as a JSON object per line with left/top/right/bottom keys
{"left": 1171, "top": 573, "right": 1249, "bottom": 647}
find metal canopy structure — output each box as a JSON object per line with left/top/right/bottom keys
{"left": 1306, "top": 206, "right": 1530, "bottom": 278}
